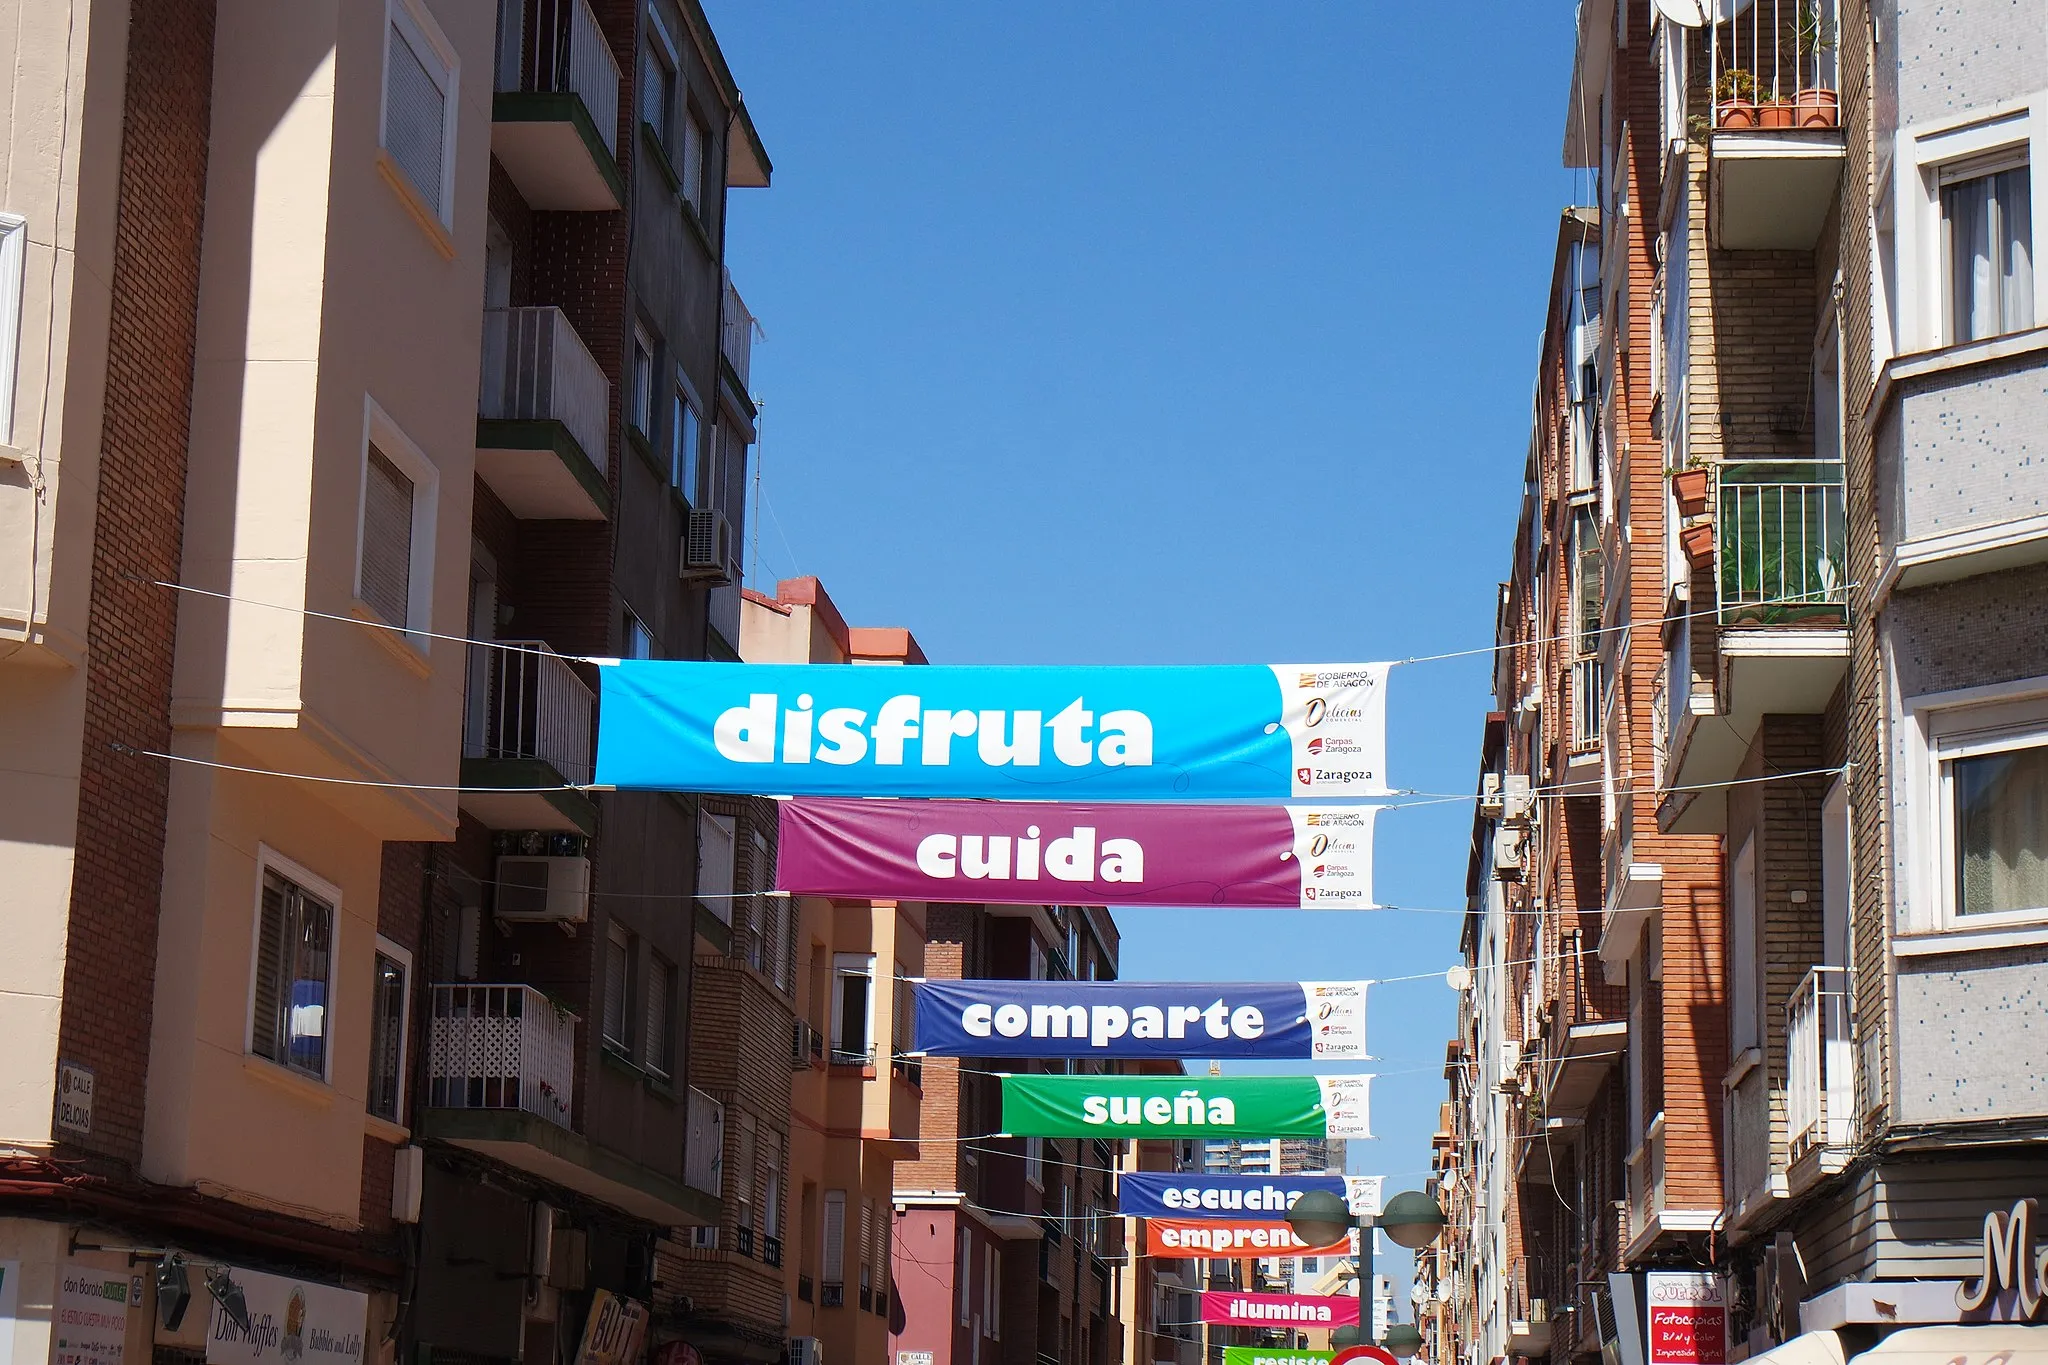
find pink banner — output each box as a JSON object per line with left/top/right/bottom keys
{"left": 1200, "top": 1293, "right": 1360, "bottom": 1329}
{"left": 776, "top": 798, "right": 1375, "bottom": 909}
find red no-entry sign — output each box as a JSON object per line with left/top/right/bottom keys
{"left": 1330, "top": 1347, "right": 1399, "bottom": 1365}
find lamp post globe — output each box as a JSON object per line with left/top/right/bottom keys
{"left": 1332, "top": 1325, "right": 1364, "bottom": 1350}
{"left": 1378, "top": 1191, "right": 1447, "bottom": 1251}
{"left": 1382, "top": 1322, "right": 1426, "bottom": 1358}
{"left": 1282, "top": 1189, "right": 1353, "bottom": 1248}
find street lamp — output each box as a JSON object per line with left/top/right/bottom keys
{"left": 1285, "top": 1188, "right": 1445, "bottom": 1356}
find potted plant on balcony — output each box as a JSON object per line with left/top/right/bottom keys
{"left": 1794, "top": 1, "right": 1839, "bottom": 127}
{"left": 1680, "top": 519, "right": 1717, "bottom": 567}
{"left": 1716, "top": 67, "right": 1760, "bottom": 129}
{"left": 1672, "top": 462, "right": 1713, "bottom": 517}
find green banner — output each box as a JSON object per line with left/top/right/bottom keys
{"left": 1223, "top": 1350, "right": 1333, "bottom": 1365}
{"left": 999, "top": 1073, "right": 1370, "bottom": 1138}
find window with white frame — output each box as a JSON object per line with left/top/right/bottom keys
{"left": 0, "top": 213, "right": 25, "bottom": 444}
{"left": 356, "top": 403, "right": 438, "bottom": 644}
{"left": 603, "top": 923, "right": 633, "bottom": 1052}
{"left": 368, "top": 937, "right": 412, "bottom": 1122}
{"left": 381, "top": 0, "right": 458, "bottom": 223}
{"left": 956, "top": 1227, "right": 972, "bottom": 1326}
{"left": 639, "top": 9, "right": 677, "bottom": 146}
{"left": 249, "top": 850, "right": 340, "bottom": 1082}
{"left": 645, "top": 951, "right": 676, "bottom": 1078}
{"left": 624, "top": 609, "right": 656, "bottom": 661}
{"left": 830, "top": 953, "right": 875, "bottom": 1064}
{"left": 984, "top": 1244, "right": 1000, "bottom": 1337}
{"left": 630, "top": 326, "right": 655, "bottom": 438}
{"left": 1728, "top": 838, "right": 1760, "bottom": 1056}
{"left": 697, "top": 809, "right": 737, "bottom": 923}
{"left": 1944, "top": 725, "right": 2048, "bottom": 923}
{"left": 1024, "top": 1134, "right": 1044, "bottom": 1189}
{"left": 821, "top": 1189, "right": 846, "bottom": 1290}
{"left": 682, "top": 105, "right": 711, "bottom": 216}
{"left": 1942, "top": 152, "right": 2034, "bottom": 343}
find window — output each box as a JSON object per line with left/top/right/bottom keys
{"left": 1729, "top": 838, "right": 1759, "bottom": 1056}
{"left": 746, "top": 832, "right": 774, "bottom": 973}
{"left": 822, "top": 1189, "right": 846, "bottom": 1292}
{"left": 1028, "top": 937, "right": 1046, "bottom": 981}
{"left": 630, "top": 327, "right": 655, "bottom": 438}
{"left": 957, "top": 1228, "right": 971, "bottom": 1326}
{"left": 859, "top": 1197, "right": 874, "bottom": 1299}
{"left": 671, "top": 386, "right": 702, "bottom": 502}
{"left": 984, "top": 1244, "right": 1000, "bottom": 1338}
{"left": 624, "top": 609, "right": 656, "bottom": 661}
{"left": 645, "top": 952, "right": 676, "bottom": 1077}
{"left": 381, "top": 0, "right": 457, "bottom": 223}
{"left": 249, "top": 852, "right": 339, "bottom": 1081}
{"left": 682, "top": 107, "right": 710, "bottom": 215}
{"left": 873, "top": 1202, "right": 890, "bottom": 1305}
{"left": 603, "top": 924, "right": 633, "bottom": 1052}
{"left": 0, "top": 213, "right": 25, "bottom": 443}
{"left": 892, "top": 962, "right": 914, "bottom": 1058}
{"left": 1943, "top": 156, "right": 2033, "bottom": 343}
{"left": 697, "top": 810, "right": 737, "bottom": 923}
{"left": 736, "top": 1113, "right": 758, "bottom": 1240}
{"left": 639, "top": 11, "right": 676, "bottom": 144}
{"left": 355, "top": 402, "right": 439, "bottom": 644}
{"left": 1949, "top": 738, "right": 2048, "bottom": 919}
{"left": 1024, "top": 1134, "right": 1044, "bottom": 1189}
{"left": 763, "top": 1134, "right": 784, "bottom": 1241}
{"left": 368, "top": 938, "right": 412, "bottom": 1122}
{"left": 831, "top": 953, "right": 875, "bottom": 1064}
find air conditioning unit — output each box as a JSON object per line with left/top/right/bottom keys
{"left": 791, "top": 1019, "right": 820, "bottom": 1070}
{"left": 682, "top": 507, "right": 735, "bottom": 585}
{"left": 494, "top": 855, "right": 591, "bottom": 925}
{"left": 1502, "top": 774, "right": 1536, "bottom": 825}
{"left": 1493, "top": 827, "right": 1526, "bottom": 879}
{"left": 1478, "top": 772, "right": 1505, "bottom": 818}
{"left": 788, "top": 1338, "right": 823, "bottom": 1365}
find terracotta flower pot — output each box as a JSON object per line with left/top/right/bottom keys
{"left": 1758, "top": 100, "right": 1797, "bottom": 129}
{"left": 1680, "top": 522, "right": 1717, "bottom": 566}
{"left": 1795, "top": 88, "right": 1839, "bottom": 128}
{"left": 1672, "top": 468, "right": 1713, "bottom": 516}
{"left": 1718, "top": 101, "right": 1759, "bottom": 130}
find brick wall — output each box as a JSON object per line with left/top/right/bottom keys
{"left": 55, "top": 0, "right": 217, "bottom": 1168}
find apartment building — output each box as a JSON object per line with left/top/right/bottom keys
{"left": 892, "top": 902, "right": 1128, "bottom": 1365}
{"left": 1121, "top": 1132, "right": 1201, "bottom": 1365}
{"left": 737, "top": 577, "right": 927, "bottom": 1365}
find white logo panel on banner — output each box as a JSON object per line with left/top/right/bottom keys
{"left": 1270, "top": 664, "right": 1391, "bottom": 799}
{"left": 1300, "top": 981, "right": 1369, "bottom": 1059}
{"left": 1283, "top": 808, "right": 1378, "bottom": 908}
{"left": 1315, "top": 1076, "right": 1373, "bottom": 1138}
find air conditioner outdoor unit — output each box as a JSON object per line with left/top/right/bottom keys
{"left": 682, "top": 508, "right": 735, "bottom": 585}
{"left": 1502, "top": 774, "right": 1536, "bottom": 825}
{"left": 494, "top": 854, "right": 591, "bottom": 925}
{"left": 1478, "top": 772, "right": 1506, "bottom": 819}
{"left": 788, "top": 1338, "right": 823, "bottom": 1365}
{"left": 1493, "top": 827, "right": 1526, "bottom": 879}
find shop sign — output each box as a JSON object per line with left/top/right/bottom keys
{"left": 779, "top": 798, "right": 1377, "bottom": 909}
{"left": 1644, "top": 1272, "right": 1725, "bottom": 1365}
{"left": 54, "top": 1263, "right": 128, "bottom": 1365}
{"left": 1201, "top": 1293, "right": 1360, "bottom": 1328}
{"left": 1957, "top": 1198, "right": 2048, "bottom": 1315}
{"left": 595, "top": 661, "right": 1390, "bottom": 801}
{"left": 1119, "top": 1172, "right": 1347, "bottom": 1219}
{"left": 573, "top": 1292, "right": 648, "bottom": 1365}
{"left": 916, "top": 980, "right": 1369, "bottom": 1061}
{"left": 1144, "top": 1220, "right": 1353, "bottom": 1258}
{"left": 207, "top": 1268, "right": 366, "bottom": 1365}
{"left": 1221, "top": 1350, "right": 1334, "bottom": 1365}
{"left": 1000, "top": 1074, "right": 1370, "bottom": 1139}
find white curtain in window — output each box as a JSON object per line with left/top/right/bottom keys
{"left": 1956, "top": 746, "right": 2048, "bottom": 916}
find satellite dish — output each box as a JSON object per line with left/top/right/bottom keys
{"left": 1445, "top": 965, "right": 1474, "bottom": 993}
{"left": 1652, "top": 0, "right": 1754, "bottom": 26}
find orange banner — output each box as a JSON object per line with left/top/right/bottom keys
{"left": 1144, "top": 1219, "right": 1352, "bottom": 1258}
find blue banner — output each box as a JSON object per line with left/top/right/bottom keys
{"left": 913, "top": 979, "right": 1368, "bottom": 1060}
{"left": 1118, "top": 1172, "right": 1347, "bottom": 1220}
{"left": 593, "top": 661, "right": 1389, "bottom": 800}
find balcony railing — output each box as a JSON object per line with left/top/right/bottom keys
{"left": 685, "top": 1087, "right": 724, "bottom": 1195}
{"left": 426, "top": 984, "right": 576, "bottom": 1129}
{"left": 480, "top": 307, "right": 611, "bottom": 478}
{"left": 1570, "top": 656, "right": 1603, "bottom": 754}
{"left": 497, "top": 0, "right": 621, "bottom": 156}
{"left": 1717, "top": 461, "right": 1847, "bottom": 624}
{"left": 1708, "top": 0, "right": 1840, "bottom": 131}
{"left": 721, "top": 271, "right": 757, "bottom": 392}
{"left": 464, "top": 640, "right": 595, "bottom": 785}
{"left": 1787, "top": 966, "right": 1853, "bottom": 1157}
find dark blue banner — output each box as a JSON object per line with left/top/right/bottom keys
{"left": 1118, "top": 1173, "right": 1347, "bottom": 1220}
{"left": 912, "top": 978, "right": 1368, "bottom": 1060}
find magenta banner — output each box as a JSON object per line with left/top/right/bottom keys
{"left": 1200, "top": 1293, "right": 1360, "bottom": 1329}
{"left": 776, "top": 798, "right": 1376, "bottom": 909}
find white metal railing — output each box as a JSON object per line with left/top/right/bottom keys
{"left": 721, "top": 271, "right": 757, "bottom": 392}
{"left": 480, "top": 307, "right": 612, "bottom": 477}
{"left": 427, "top": 984, "right": 576, "bottom": 1129}
{"left": 464, "top": 640, "right": 595, "bottom": 785}
{"left": 1787, "top": 965, "right": 1853, "bottom": 1157}
{"left": 685, "top": 1087, "right": 724, "bottom": 1195}
{"left": 1570, "top": 657, "right": 1603, "bottom": 754}
{"left": 501, "top": 0, "right": 622, "bottom": 156}
{"left": 1717, "top": 461, "right": 1847, "bottom": 623}
{"left": 1709, "top": 0, "right": 1840, "bottom": 130}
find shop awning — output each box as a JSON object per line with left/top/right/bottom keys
{"left": 1854, "top": 1326, "right": 2048, "bottom": 1365}
{"left": 1749, "top": 1331, "right": 1846, "bottom": 1365}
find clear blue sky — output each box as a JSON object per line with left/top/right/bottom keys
{"left": 708, "top": 0, "right": 1582, "bottom": 1291}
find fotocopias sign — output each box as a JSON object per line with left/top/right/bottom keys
{"left": 999, "top": 1073, "right": 1371, "bottom": 1139}
{"left": 778, "top": 798, "right": 1377, "bottom": 908}
{"left": 1202, "top": 1293, "right": 1361, "bottom": 1329}
{"left": 914, "top": 979, "right": 1368, "bottom": 1060}
{"left": 1117, "top": 1172, "right": 1347, "bottom": 1220}
{"left": 1645, "top": 1272, "right": 1726, "bottom": 1365}
{"left": 594, "top": 661, "right": 1390, "bottom": 800}
{"left": 1146, "top": 1221, "right": 1353, "bottom": 1258}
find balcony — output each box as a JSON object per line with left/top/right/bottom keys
{"left": 461, "top": 641, "right": 597, "bottom": 834}
{"left": 1663, "top": 462, "right": 1848, "bottom": 833}
{"left": 685, "top": 1087, "right": 725, "bottom": 1197}
{"left": 1507, "top": 1258, "right": 1552, "bottom": 1356}
{"left": 491, "top": 0, "right": 624, "bottom": 210}
{"left": 1562, "top": 655, "right": 1604, "bottom": 795}
{"left": 721, "top": 272, "right": 758, "bottom": 397}
{"left": 1541, "top": 946, "right": 1628, "bottom": 1122}
{"left": 1624, "top": 1116, "right": 1667, "bottom": 1258}
{"left": 477, "top": 307, "right": 612, "bottom": 521}
{"left": 420, "top": 985, "right": 714, "bottom": 1225}
{"left": 1786, "top": 966, "right": 1854, "bottom": 1193}
{"left": 1707, "top": 0, "right": 1845, "bottom": 249}
{"left": 1599, "top": 826, "right": 1661, "bottom": 978}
